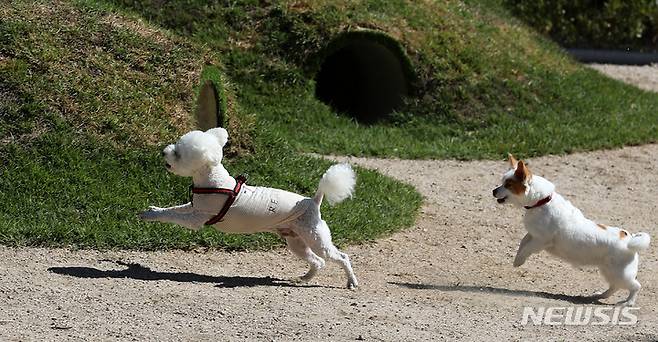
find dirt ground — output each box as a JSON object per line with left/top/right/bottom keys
{"left": 2, "top": 67, "right": 658, "bottom": 341}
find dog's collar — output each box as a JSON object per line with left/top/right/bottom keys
{"left": 524, "top": 193, "right": 552, "bottom": 210}
{"left": 190, "top": 174, "right": 248, "bottom": 225}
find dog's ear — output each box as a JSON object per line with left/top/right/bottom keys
{"left": 507, "top": 153, "right": 518, "bottom": 168}
{"left": 515, "top": 160, "right": 532, "bottom": 181}
{"left": 205, "top": 128, "right": 228, "bottom": 147}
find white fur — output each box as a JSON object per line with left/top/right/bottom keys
{"left": 205, "top": 127, "right": 228, "bottom": 147}
{"left": 493, "top": 158, "right": 651, "bottom": 306}
{"left": 140, "top": 128, "right": 359, "bottom": 288}
{"left": 315, "top": 163, "right": 356, "bottom": 205}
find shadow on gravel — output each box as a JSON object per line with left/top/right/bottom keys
{"left": 48, "top": 260, "right": 325, "bottom": 289}
{"left": 390, "top": 282, "right": 603, "bottom": 305}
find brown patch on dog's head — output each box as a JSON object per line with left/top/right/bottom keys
{"left": 597, "top": 223, "right": 608, "bottom": 230}
{"left": 508, "top": 153, "right": 518, "bottom": 168}
{"left": 504, "top": 177, "right": 526, "bottom": 195}
{"left": 499, "top": 160, "right": 532, "bottom": 195}
{"left": 619, "top": 230, "right": 629, "bottom": 239}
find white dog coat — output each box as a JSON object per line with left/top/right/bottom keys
{"left": 192, "top": 176, "right": 311, "bottom": 234}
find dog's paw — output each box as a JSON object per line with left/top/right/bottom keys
{"left": 138, "top": 207, "right": 162, "bottom": 221}
{"left": 299, "top": 269, "right": 319, "bottom": 282}
{"left": 513, "top": 257, "right": 525, "bottom": 267}
{"left": 347, "top": 279, "right": 359, "bottom": 290}
{"left": 588, "top": 292, "right": 604, "bottom": 300}
{"left": 290, "top": 277, "right": 308, "bottom": 284}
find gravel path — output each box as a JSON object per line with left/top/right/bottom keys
{"left": 589, "top": 63, "right": 658, "bottom": 92}
{"left": 1, "top": 67, "right": 657, "bottom": 341}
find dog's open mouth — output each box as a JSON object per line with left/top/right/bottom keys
{"left": 497, "top": 197, "right": 507, "bottom": 204}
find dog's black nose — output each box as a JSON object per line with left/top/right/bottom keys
{"left": 161, "top": 151, "right": 166, "bottom": 157}
{"left": 492, "top": 189, "right": 497, "bottom": 196}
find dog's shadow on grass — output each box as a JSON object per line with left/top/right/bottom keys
{"left": 48, "top": 260, "right": 327, "bottom": 289}
{"left": 390, "top": 282, "right": 605, "bottom": 305}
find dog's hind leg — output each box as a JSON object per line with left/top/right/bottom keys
{"left": 299, "top": 220, "right": 358, "bottom": 289}
{"left": 599, "top": 262, "right": 641, "bottom": 306}
{"left": 284, "top": 234, "right": 325, "bottom": 282}
{"left": 619, "top": 279, "right": 641, "bottom": 306}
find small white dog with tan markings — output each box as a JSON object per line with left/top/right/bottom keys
{"left": 140, "top": 128, "right": 358, "bottom": 289}
{"left": 493, "top": 154, "right": 650, "bottom": 306}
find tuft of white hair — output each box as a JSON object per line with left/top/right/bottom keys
{"left": 627, "top": 232, "right": 651, "bottom": 252}
{"left": 205, "top": 127, "right": 228, "bottom": 147}
{"left": 315, "top": 163, "right": 356, "bottom": 206}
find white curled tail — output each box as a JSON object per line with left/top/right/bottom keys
{"left": 627, "top": 232, "right": 651, "bottom": 252}
{"left": 313, "top": 163, "right": 356, "bottom": 205}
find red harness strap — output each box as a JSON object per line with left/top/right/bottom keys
{"left": 191, "top": 174, "right": 247, "bottom": 226}
{"left": 524, "top": 194, "right": 552, "bottom": 210}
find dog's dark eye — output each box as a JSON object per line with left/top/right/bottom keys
{"left": 503, "top": 182, "right": 512, "bottom": 188}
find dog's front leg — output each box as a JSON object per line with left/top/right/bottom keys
{"left": 139, "top": 203, "right": 206, "bottom": 230}
{"left": 149, "top": 203, "right": 194, "bottom": 213}
{"left": 513, "top": 233, "right": 548, "bottom": 267}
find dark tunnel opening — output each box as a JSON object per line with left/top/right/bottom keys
{"left": 315, "top": 35, "right": 411, "bottom": 123}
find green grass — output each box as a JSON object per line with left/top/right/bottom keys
{"left": 107, "top": 0, "right": 658, "bottom": 159}
{"left": 0, "top": 0, "right": 421, "bottom": 250}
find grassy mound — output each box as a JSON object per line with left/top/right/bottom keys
{"left": 110, "top": 0, "right": 658, "bottom": 159}
{"left": 0, "top": 1, "right": 421, "bottom": 250}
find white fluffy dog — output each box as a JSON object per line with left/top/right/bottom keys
{"left": 140, "top": 128, "right": 359, "bottom": 288}
{"left": 493, "top": 154, "right": 651, "bottom": 306}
